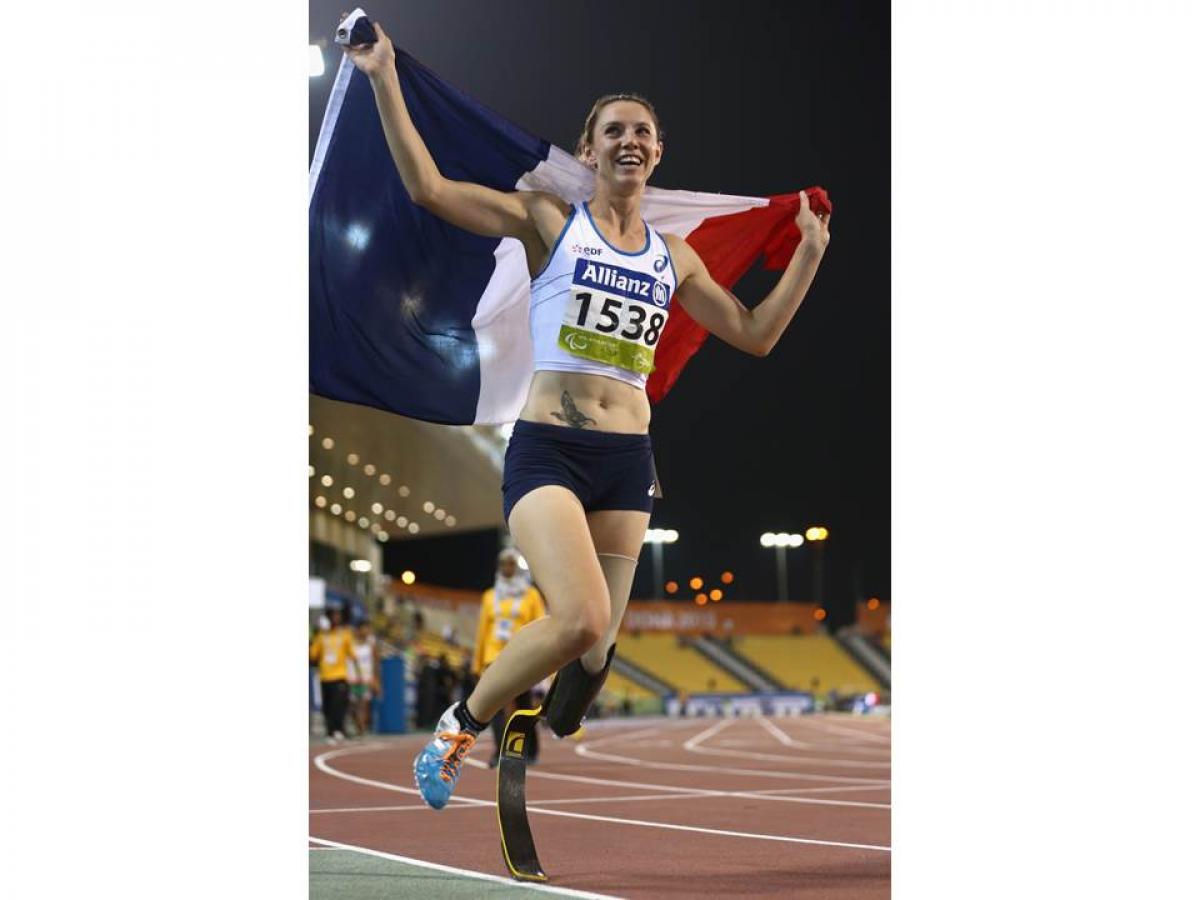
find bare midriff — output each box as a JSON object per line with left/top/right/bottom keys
{"left": 518, "top": 370, "right": 651, "bottom": 435}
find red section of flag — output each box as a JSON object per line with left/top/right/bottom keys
{"left": 647, "top": 187, "right": 831, "bottom": 403}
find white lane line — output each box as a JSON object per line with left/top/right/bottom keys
{"left": 534, "top": 789, "right": 890, "bottom": 812}
{"left": 683, "top": 717, "right": 737, "bottom": 749}
{"left": 578, "top": 742, "right": 886, "bottom": 784}
{"left": 749, "top": 783, "right": 891, "bottom": 796}
{"left": 797, "top": 718, "right": 892, "bottom": 744}
{"left": 580, "top": 720, "right": 697, "bottom": 748}
{"left": 685, "top": 742, "right": 891, "bottom": 769}
{"left": 465, "top": 755, "right": 710, "bottom": 795}
{"left": 756, "top": 715, "right": 891, "bottom": 764}
{"left": 513, "top": 808, "right": 891, "bottom": 853}
{"left": 678, "top": 717, "right": 889, "bottom": 769}
{"left": 758, "top": 715, "right": 804, "bottom": 747}
{"left": 312, "top": 804, "right": 442, "bottom": 813}
{"left": 469, "top": 751, "right": 885, "bottom": 809}
{"left": 315, "top": 743, "right": 890, "bottom": 848}
{"left": 758, "top": 720, "right": 892, "bottom": 753}
{"left": 732, "top": 717, "right": 891, "bottom": 756}
{"left": 307, "top": 836, "right": 619, "bottom": 898}
{"left": 312, "top": 786, "right": 888, "bottom": 812}
{"left": 311, "top": 793, "right": 725, "bottom": 813}
{"left": 313, "top": 746, "right": 491, "bottom": 810}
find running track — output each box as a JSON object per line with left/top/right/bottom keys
{"left": 309, "top": 713, "right": 891, "bottom": 898}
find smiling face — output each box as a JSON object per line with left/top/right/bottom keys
{"left": 578, "top": 98, "right": 664, "bottom": 190}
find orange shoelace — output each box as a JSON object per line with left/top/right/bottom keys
{"left": 437, "top": 731, "right": 476, "bottom": 782}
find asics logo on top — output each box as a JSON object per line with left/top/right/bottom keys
{"left": 647, "top": 481, "right": 656, "bottom": 496}
{"left": 571, "top": 244, "right": 603, "bottom": 257}
{"left": 653, "top": 254, "right": 669, "bottom": 273}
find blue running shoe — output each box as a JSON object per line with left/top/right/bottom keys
{"left": 413, "top": 704, "right": 478, "bottom": 810}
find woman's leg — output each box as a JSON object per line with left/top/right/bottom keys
{"left": 538, "top": 509, "right": 648, "bottom": 737}
{"left": 464, "top": 485, "right": 612, "bottom": 723}
{"left": 581, "top": 509, "right": 651, "bottom": 672}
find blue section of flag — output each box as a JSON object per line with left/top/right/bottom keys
{"left": 309, "top": 50, "right": 551, "bottom": 425}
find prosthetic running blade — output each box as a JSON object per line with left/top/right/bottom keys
{"left": 496, "top": 706, "right": 546, "bottom": 881}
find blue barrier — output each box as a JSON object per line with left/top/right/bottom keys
{"left": 376, "top": 656, "right": 408, "bottom": 733}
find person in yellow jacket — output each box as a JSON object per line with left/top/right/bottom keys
{"left": 474, "top": 549, "right": 546, "bottom": 766}
{"left": 310, "top": 607, "right": 360, "bottom": 744}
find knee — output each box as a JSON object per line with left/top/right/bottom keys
{"left": 559, "top": 604, "right": 611, "bottom": 658}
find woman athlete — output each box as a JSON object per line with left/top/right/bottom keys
{"left": 344, "top": 21, "right": 831, "bottom": 810}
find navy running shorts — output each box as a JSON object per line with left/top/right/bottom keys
{"left": 502, "top": 419, "right": 657, "bottom": 521}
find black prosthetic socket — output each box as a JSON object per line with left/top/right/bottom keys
{"left": 541, "top": 643, "right": 616, "bottom": 738}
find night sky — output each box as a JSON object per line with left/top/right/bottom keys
{"left": 309, "top": 1, "right": 890, "bottom": 625}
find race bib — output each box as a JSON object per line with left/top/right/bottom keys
{"left": 558, "top": 259, "right": 670, "bottom": 375}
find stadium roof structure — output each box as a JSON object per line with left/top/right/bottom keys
{"left": 309, "top": 394, "right": 507, "bottom": 541}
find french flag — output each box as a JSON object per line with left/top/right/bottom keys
{"left": 310, "top": 46, "right": 829, "bottom": 425}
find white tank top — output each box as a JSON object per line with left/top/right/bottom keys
{"left": 530, "top": 201, "right": 678, "bottom": 389}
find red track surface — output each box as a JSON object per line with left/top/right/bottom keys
{"left": 309, "top": 714, "right": 891, "bottom": 897}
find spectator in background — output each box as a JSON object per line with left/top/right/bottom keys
{"left": 349, "top": 620, "right": 380, "bottom": 737}
{"left": 310, "top": 607, "right": 359, "bottom": 744}
{"left": 415, "top": 653, "right": 437, "bottom": 728}
{"left": 473, "top": 549, "right": 546, "bottom": 767}
{"left": 434, "top": 653, "right": 457, "bottom": 714}
{"left": 458, "top": 656, "right": 477, "bottom": 705}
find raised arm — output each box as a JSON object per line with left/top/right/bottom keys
{"left": 343, "top": 23, "right": 566, "bottom": 243}
{"left": 666, "top": 192, "right": 831, "bottom": 357}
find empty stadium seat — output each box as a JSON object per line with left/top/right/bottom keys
{"left": 616, "top": 633, "right": 750, "bottom": 692}
{"left": 734, "top": 634, "right": 880, "bottom": 694}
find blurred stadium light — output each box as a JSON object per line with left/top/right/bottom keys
{"left": 644, "top": 527, "right": 679, "bottom": 599}
{"left": 760, "top": 532, "right": 804, "bottom": 602}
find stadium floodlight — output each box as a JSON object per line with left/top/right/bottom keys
{"left": 309, "top": 45, "right": 325, "bottom": 77}
{"left": 644, "top": 526, "right": 679, "bottom": 598}
{"left": 805, "top": 525, "right": 829, "bottom": 542}
{"left": 761, "top": 532, "right": 805, "bottom": 601}
{"left": 349, "top": 559, "right": 372, "bottom": 573}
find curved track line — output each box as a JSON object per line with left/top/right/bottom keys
{"left": 682, "top": 718, "right": 890, "bottom": 769}
{"left": 710, "top": 720, "right": 892, "bottom": 763}
{"left": 755, "top": 716, "right": 892, "bottom": 756}
{"left": 795, "top": 717, "right": 893, "bottom": 744}
{"left": 577, "top": 721, "right": 887, "bottom": 784}
{"left": 314, "top": 741, "right": 890, "bottom": 849}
